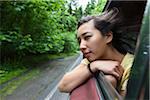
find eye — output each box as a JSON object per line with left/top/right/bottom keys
{"left": 84, "top": 35, "right": 91, "bottom": 40}
{"left": 78, "top": 38, "right": 81, "bottom": 44}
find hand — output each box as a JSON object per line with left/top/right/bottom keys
{"left": 90, "top": 60, "right": 124, "bottom": 80}
{"left": 105, "top": 75, "right": 117, "bottom": 88}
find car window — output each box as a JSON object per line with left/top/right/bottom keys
{"left": 95, "top": 0, "right": 149, "bottom": 99}
{"left": 125, "top": 0, "right": 149, "bottom": 99}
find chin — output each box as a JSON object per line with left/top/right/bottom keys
{"left": 87, "top": 57, "right": 96, "bottom": 62}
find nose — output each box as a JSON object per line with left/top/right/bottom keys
{"left": 80, "top": 40, "right": 87, "bottom": 51}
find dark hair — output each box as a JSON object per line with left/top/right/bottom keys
{"left": 77, "top": 8, "right": 132, "bottom": 54}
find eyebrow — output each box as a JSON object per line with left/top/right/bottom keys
{"left": 77, "top": 32, "right": 90, "bottom": 39}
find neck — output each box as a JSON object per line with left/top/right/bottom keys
{"left": 102, "top": 46, "right": 125, "bottom": 63}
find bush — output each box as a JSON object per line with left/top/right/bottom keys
{"left": 0, "top": 0, "right": 78, "bottom": 57}
{"left": 63, "top": 32, "right": 79, "bottom": 53}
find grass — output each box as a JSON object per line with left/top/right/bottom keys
{"left": 0, "top": 68, "right": 27, "bottom": 85}
{"left": 0, "top": 68, "right": 40, "bottom": 97}
{"left": 0, "top": 59, "right": 27, "bottom": 85}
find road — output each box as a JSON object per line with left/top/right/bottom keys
{"left": 2, "top": 53, "right": 83, "bottom": 100}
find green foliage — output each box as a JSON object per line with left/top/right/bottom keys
{"left": 0, "top": 0, "right": 106, "bottom": 57}
{"left": 84, "top": 0, "right": 107, "bottom": 15}
{"left": 60, "top": 13, "right": 77, "bottom": 31}
{"left": 84, "top": 0, "right": 96, "bottom": 15}
{"left": 91, "top": 0, "right": 107, "bottom": 15}
{"left": 0, "top": 68, "right": 27, "bottom": 85}
{"left": 71, "top": 6, "right": 83, "bottom": 22}
{"left": 63, "top": 32, "right": 79, "bottom": 53}
{"left": 0, "top": 31, "right": 33, "bottom": 58}
{"left": 0, "top": 0, "right": 78, "bottom": 57}
{"left": 0, "top": 0, "right": 107, "bottom": 76}
{"left": 0, "top": 1, "right": 107, "bottom": 95}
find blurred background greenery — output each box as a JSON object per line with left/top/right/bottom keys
{"left": 0, "top": 0, "right": 107, "bottom": 85}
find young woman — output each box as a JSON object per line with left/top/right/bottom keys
{"left": 58, "top": 8, "right": 134, "bottom": 97}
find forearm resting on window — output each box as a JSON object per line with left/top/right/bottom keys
{"left": 58, "top": 64, "right": 92, "bottom": 93}
{"left": 58, "top": 64, "right": 118, "bottom": 93}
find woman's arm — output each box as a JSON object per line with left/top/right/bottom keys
{"left": 58, "top": 63, "right": 92, "bottom": 93}
{"left": 90, "top": 60, "right": 124, "bottom": 80}
{"left": 58, "top": 60, "right": 123, "bottom": 93}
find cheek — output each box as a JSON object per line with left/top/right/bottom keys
{"left": 92, "top": 39, "right": 106, "bottom": 56}
{"left": 91, "top": 37, "right": 106, "bottom": 51}
{"left": 95, "top": 44, "right": 105, "bottom": 54}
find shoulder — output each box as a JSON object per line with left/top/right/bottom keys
{"left": 119, "top": 53, "right": 134, "bottom": 91}
{"left": 121, "top": 53, "right": 134, "bottom": 69}
{"left": 81, "top": 58, "right": 90, "bottom": 65}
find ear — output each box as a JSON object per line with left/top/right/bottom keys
{"left": 105, "top": 31, "right": 113, "bottom": 44}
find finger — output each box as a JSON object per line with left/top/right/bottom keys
{"left": 114, "top": 62, "right": 120, "bottom": 67}
{"left": 114, "top": 67, "right": 121, "bottom": 75}
{"left": 115, "top": 66, "right": 124, "bottom": 79}
{"left": 111, "top": 71, "right": 120, "bottom": 79}
{"left": 114, "top": 67, "right": 123, "bottom": 80}
{"left": 118, "top": 65, "right": 124, "bottom": 76}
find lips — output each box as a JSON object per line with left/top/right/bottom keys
{"left": 84, "top": 52, "right": 92, "bottom": 58}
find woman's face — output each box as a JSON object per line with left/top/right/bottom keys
{"left": 77, "top": 20, "right": 111, "bottom": 61}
